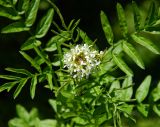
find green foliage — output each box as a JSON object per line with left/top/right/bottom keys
{"left": 8, "top": 104, "right": 57, "bottom": 127}
{"left": 0, "top": 0, "right": 160, "bottom": 127}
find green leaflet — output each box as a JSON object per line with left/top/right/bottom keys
{"left": 153, "top": 105, "right": 160, "bottom": 117}
{"left": 112, "top": 54, "right": 133, "bottom": 76}
{"left": 151, "top": 81, "right": 160, "bottom": 102}
{"left": 122, "top": 40, "right": 145, "bottom": 69}
{"left": 131, "top": 34, "right": 160, "bottom": 54}
{"left": 145, "top": 2, "right": 157, "bottom": 26}
{"left": 0, "top": 0, "right": 12, "bottom": 7}
{"left": 16, "top": 104, "right": 30, "bottom": 121}
{"left": 46, "top": 73, "right": 53, "bottom": 90}
{"left": 5, "top": 68, "right": 32, "bottom": 76}
{"left": 137, "top": 104, "right": 149, "bottom": 117}
{"left": 21, "top": 37, "right": 41, "bottom": 51}
{"left": 135, "top": 75, "right": 151, "bottom": 103}
{"left": 49, "top": 99, "right": 57, "bottom": 112}
{"left": 0, "top": 75, "right": 21, "bottom": 80}
{"left": 25, "top": 0, "right": 40, "bottom": 27}
{"left": 100, "top": 11, "right": 114, "bottom": 45}
{"left": 45, "top": 31, "right": 71, "bottom": 52}
{"left": 35, "top": 9, "right": 54, "bottom": 38}
{"left": 20, "top": 51, "right": 41, "bottom": 72}
{"left": 78, "top": 28, "right": 93, "bottom": 45}
{"left": 13, "top": 78, "right": 28, "bottom": 99}
{"left": 0, "top": 6, "right": 21, "bottom": 20}
{"left": 132, "top": 1, "right": 141, "bottom": 31}
{"left": 0, "top": 81, "right": 18, "bottom": 92}
{"left": 121, "top": 76, "right": 133, "bottom": 100}
{"left": 30, "top": 75, "right": 38, "bottom": 99}
{"left": 116, "top": 3, "right": 128, "bottom": 38}
{"left": 17, "top": 0, "right": 30, "bottom": 14}
{"left": 1, "top": 22, "right": 29, "bottom": 33}
{"left": 12, "top": 0, "right": 18, "bottom": 5}
{"left": 39, "top": 119, "right": 57, "bottom": 127}
{"left": 109, "top": 80, "right": 120, "bottom": 94}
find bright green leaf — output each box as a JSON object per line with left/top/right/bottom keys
{"left": 131, "top": 34, "right": 160, "bottom": 54}
{"left": 112, "top": 54, "right": 133, "bottom": 76}
{"left": 13, "top": 78, "right": 28, "bottom": 99}
{"left": 122, "top": 40, "right": 145, "bottom": 69}
{"left": 153, "top": 105, "right": 160, "bottom": 117}
{"left": 16, "top": 104, "right": 29, "bottom": 121}
{"left": 1, "top": 22, "right": 29, "bottom": 33}
{"left": 135, "top": 75, "right": 151, "bottom": 103}
{"left": 109, "top": 80, "right": 120, "bottom": 93}
{"left": 121, "top": 76, "right": 133, "bottom": 100}
{"left": 35, "top": 9, "right": 54, "bottom": 38}
{"left": 78, "top": 28, "right": 94, "bottom": 45}
{"left": 151, "top": 81, "right": 160, "bottom": 102}
{"left": 0, "top": 6, "right": 21, "bottom": 20}
{"left": 25, "top": 0, "right": 40, "bottom": 27}
{"left": 8, "top": 118, "right": 28, "bottom": 127}
{"left": 137, "top": 103, "right": 149, "bottom": 117}
{"left": 100, "top": 11, "right": 114, "bottom": 45}
{"left": 46, "top": 73, "right": 53, "bottom": 90}
{"left": 39, "top": 119, "right": 57, "bottom": 127}
{"left": 20, "top": 51, "right": 41, "bottom": 72}
{"left": 0, "top": 81, "right": 18, "bottom": 92}
{"left": 49, "top": 99, "right": 57, "bottom": 112}
{"left": 21, "top": 37, "right": 41, "bottom": 50}
{"left": 5, "top": 68, "right": 32, "bottom": 76}
{"left": 116, "top": 3, "right": 128, "bottom": 38}
{"left": 30, "top": 75, "right": 37, "bottom": 99}
{"left": 0, "top": 0, "right": 12, "bottom": 7}
{"left": 0, "top": 75, "right": 21, "bottom": 80}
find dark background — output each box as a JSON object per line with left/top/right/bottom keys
{"left": 0, "top": 0, "right": 160, "bottom": 126}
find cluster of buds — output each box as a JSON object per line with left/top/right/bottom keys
{"left": 63, "top": 44, "right": 103, "bottom": 79}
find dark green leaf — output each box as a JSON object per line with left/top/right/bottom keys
{"left": 0, "top": 6, "right": 21, "bottom": 20}
{"left": 20, "top": 51, "right": 41, "bottom": 72}
{"left": 132, "top": 1, "right": 141, "bottom": 30}
{"left": 135, "top": 75, "right": 151, "bottom": 103}
{"left": 145, "top": 2, "right": 157, "bottom": 26}
{"left": 30, "top": 75, "right": 37, "bottom": 99}
{"left": 137, "top": 103, "right": 149, "bottom": 117}
{"left": 153, "top": 105, "right": 160, "bottom": 117}
{"left": 14, "top": 78, "right": 28, "bottom": 99}
{"left": 35, "top": 9, "right": 54, "bottom": 38}
{"left": 100, "top": 11, "right": 113, "bottom": 45}
{"left": 25, "top": 0, "right": 40, "bottom": 27}
{"left": 17, "top": 0, "right": 30, "bottom": 14}
{"left": 5, "top": 68, "right": 32, "bottom": 76}
{"left": 1, "top": 22, "right": 29, "bottom": 33}
{"left": 131, "top": 34, "right": 160, "bottom": 54}
{"left": 151, "top": 81, "right": 160, "bottom": 102}
{"left": 21, "top": 37, "right": 41, "bottom": 51}
{"left": 122, "top": 40, "right": 145, "bottom": 69}
{"left": 16, "top": 104, "right": 29, "bottom": 120}
{"left": 0, "top": 75, "right": 21, "bottom": 80}
{"left": 112, "top": 54, "right": 133, "bottom": 76}
{"left": 0, "top": 81, "right": 18, "bottom": 92}
{"left": 116, "top": 3, "right": 128, "bottom": 38}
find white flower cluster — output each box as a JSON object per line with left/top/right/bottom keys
{"left": 63, "top": 44, "right": 103, "bottom": 79}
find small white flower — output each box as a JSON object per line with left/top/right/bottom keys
{"left": 63, "top": 44, "right": 103, "bottom": 79}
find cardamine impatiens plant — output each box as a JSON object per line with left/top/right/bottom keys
{"left": 0, "top": 0, "right": 160, "bottom": 127}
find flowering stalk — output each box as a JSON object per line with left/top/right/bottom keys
{"left": 63, "top": 44, "right": 103, "bottom": 80}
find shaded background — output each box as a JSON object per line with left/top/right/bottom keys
{"left": 0, "top": 0, "right": 160, "bottom": 126}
